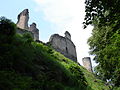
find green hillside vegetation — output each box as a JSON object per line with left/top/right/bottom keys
{"left": 0, "top": 17, "right": 109, "bottom": 90}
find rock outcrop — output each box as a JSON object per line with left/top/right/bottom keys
{"left": 82, "top": 57, "right": 93, "bottom": 72}
{"left": 49, "top": 31, "right": 77, "bottom": 62}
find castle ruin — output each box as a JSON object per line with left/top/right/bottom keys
{"left": 82, "top": 57, "right": 93, "bottom": 72}
{"left": 49, "top": 31, "right": 77, "bottom": 62}
{"left": 17, "top": 9, "right": 39, "bottom": 40}
{"left": 17, "top": 9, "right": 29, "bottom": 30}
{"left": 29, "top": 23, "right": 39, "bottom": 40}
{"left": 16, "top": 9, "right": 93, "bottom": 72}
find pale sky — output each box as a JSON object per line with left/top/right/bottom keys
{"left": 0, "top": 0, "right": 96, "bottom": 67}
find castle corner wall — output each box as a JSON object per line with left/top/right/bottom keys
{"left": 49, "top": 32, "right": 77, "bottom": 62}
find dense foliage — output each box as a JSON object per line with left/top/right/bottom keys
{"left": 88, "top": 23, "right": 120, "bottom": 86}
{"left": 0, "top": 17, "right": 87, "bottom": 90}
{"left": 84, "top": 0, "right": 120, "bottom": 88}
{"left": 84, "top": 0, "right": 120, "bottom": 28}
{"left": 0, "top": 17, "right": 109, "bottom": 90}
{"left": 0, "top": 17, "right": 108, "bottom": 90}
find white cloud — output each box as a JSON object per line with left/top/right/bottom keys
{"left": 33, "top": 0, "right": 96, "bottom": 66}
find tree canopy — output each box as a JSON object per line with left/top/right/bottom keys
{"left": 84, "top": 0, "right": 120, "bottom": 87}
{"left": 84, "top": 0, "right": 120, "bottom": 29}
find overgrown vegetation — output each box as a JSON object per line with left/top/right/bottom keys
{"left": 0, "top": 17, "right": 109, "bottom": 90}
{"left": 84, "top": 0, "right": 120, "bottom": 89}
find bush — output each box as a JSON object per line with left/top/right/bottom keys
{"left": 0, "top": 71, "right": 32, "bottom": 90}
{"left": 0, "top": 17, "right": 16, "bottom": 43}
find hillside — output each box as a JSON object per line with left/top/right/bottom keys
{"left": 0, "top": 17, "right": 110, "bottom": 90}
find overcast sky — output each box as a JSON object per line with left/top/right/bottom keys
{"left": 0, "top": 0, "right": 96, "bottom": 67}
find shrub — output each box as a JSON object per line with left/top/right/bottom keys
{"left": 0, "top": 17, "right": 16, "bottom": 43}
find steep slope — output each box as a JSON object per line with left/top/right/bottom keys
{"left": 0, "top": 36, "right": 109, "bottom": 90}
{"left": 46, "top": 44, "right": 110, "bottom": 90}
{"left": 0, "top": 17, "right": 109, "bottom": 90}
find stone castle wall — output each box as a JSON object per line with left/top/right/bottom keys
{"left": 17, "top": 9, "right": 29, "bottom": 30}
{"left": 29, "top": 23, "right": 39, "bottom": 40}
{"left": 16, "top": 9, "right": 39, "bottom": 41}
{"left": 82, "top": 57, "right": 93, "bottom": 72}
{"left": 16, "top": 28, "right": 34, "bottom": 38}
{"left": 16, "top": 9, "right": 93, "bottom": 72}
{"left": 49, "top": 32, "right": 77, "bottom": 62}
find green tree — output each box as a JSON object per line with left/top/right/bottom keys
{"left": 88, "top": 22, "right": 120, "bottom": 86}
{"left": 84, "top": 0, "right": 120, "bottom": 29}
{"left": 0, "top": 17, "right": 16, "bottom": 43}
{"left": 84, "top": 0, "right": 120, "bottom": 87}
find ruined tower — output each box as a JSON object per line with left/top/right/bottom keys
{"left": 17, "top": 9, "right": 29, "bottom": 30}
{"left": 49, "top": 31, "right": 77, "bottom": 62}
{"left": 82, "top": 57, "right": 93, "bottom": 72}
{"left": 65, "top": 31, "right": 71, "bottom": 40}
{"left": 29, "top": 23, "right": 39, "bottom": 40}
{"left": 16, "top": 9, "right": 39, "bottom": 41}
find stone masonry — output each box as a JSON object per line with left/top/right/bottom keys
{"left": 49, "top": 31, "right": 77, "bottom": 62}
{"left": 29, "top": 23, "right": 39, "bottom": 40}
{"left": 82, "top": 57, "right": 93, "bottom": 72}
{"left": 17, "top": 9, "right": 29, "bottom": 30}
{"left": 16, "top": 9, "right": 39, "bottom": 40}
{"left": 16, "top": 9, "right": 93, "bottom": 72}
